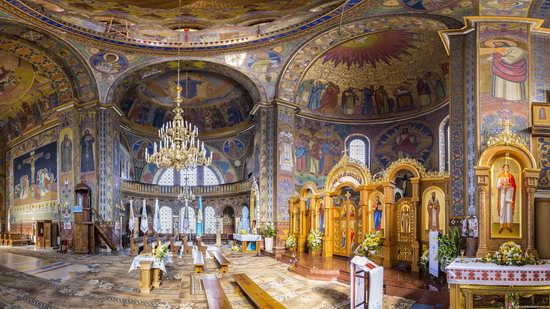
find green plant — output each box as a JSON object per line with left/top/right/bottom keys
{"left": 152, "top": 243, "right": 169, "bottom": 262}
{"left": 307, "top": 229, "right": 323, "bottom": 251}
{"left": 356, "top": 232, "right": 382, "bottom": 256}
{"left": 419, "top": 245, "right": 429, "bottom": 273}
{"left": 285, "top": 235, "right": 297, "bottom": 251}
{"left": 260, "top": 223, "right": 277, "bottom": 238}
{"left": 436, "top": 227, "right": 461, "bottom": 270}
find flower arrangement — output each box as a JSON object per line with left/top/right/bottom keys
{"left": 260, "top": 222, "right": 277, "bottom": 238}
{"left": 356, "top": 232, "right": 382, "bottom": 256}
{"left": 152, "top": 243, "right": 169, "bottom": 262}
{"left": 239, "top": 229, "right": 247, "bottom": 235}
{"left": 479, "top": 241, "right": 545, "bottom": 266}
{"left": 285, "top": 235, "right": 297, "bottom": 251}
{"left": 436, "top": 227, "right": 461, "bottom": 270}
{"left": 231, "top": 245, "right": 240, "bottom": 254}
{"left": 307, "top": 229, "right": 323, "bottom": 251}
{"left": 419, "top": 245, "right": 429, "bottom": 273}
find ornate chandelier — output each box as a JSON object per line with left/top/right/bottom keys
{"left": 145, "top": 82, "right": 212, "bottom": 171}
{"left": 145, "top": 0, "right": 211, "bottom": 171}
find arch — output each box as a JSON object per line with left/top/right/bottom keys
{"left": 300, "top": 181, "right": 319, "bottom": 197}
{"left": 204, "top": 206, "right": 216, "bottom": 234}
{"left": 478, "top": 144, "right": 537, "bottom": 170}
{"left": 345, "top": 134, "right": 371, "bottom": 167}
{"left": 439, "top": 115, "right": 450, "bottom": 172}
{"left": 159, "top": 206, "right": 173, "bottom": 234}
{"left": 324, "top": 155, "right": 371, "bottom": 193}
{"left": 0, "top": 20, "right": 98, "bottom": 102}
{"left": 105, "top": 59, "right": 266, "bottom": 105}
{"left": 277, "top": 15, "right": 456, "bottom": 103}
{"left": 383, "top": 158, "right": 425, "bottom": 182}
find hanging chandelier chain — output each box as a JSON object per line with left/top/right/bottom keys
{"left": 144, "top": 0, "right": 211, "bottom": 172}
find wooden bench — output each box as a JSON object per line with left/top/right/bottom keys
{"left": 7, "top": 234, "right": 31, "bottom": 246}
{"left": 169, "top": 237, "right": 181, "bottom": 255}
{"left": 210, "top": 250, "right": 230, "bottom": 274}
{"left": 0, "top": 234, "right": 5, "bottom": 245}
{"left": 194, "top": 251, "right": 205, "bottom": 273}
{"left": 182, "top": 236, "right": 193, "bottom": 255}
{"left": 197, "top": 238, "right": 208, "bottom": 255}
{"left": 130, "top": 236, "right": 144, "bottom": 255}
{"left": 203, "top": 274, "right": 233, "bottom": 309}
{"left": 232, "top": 273, "right": 285, "bottom": 309}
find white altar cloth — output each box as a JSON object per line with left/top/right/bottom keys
{"left": 446, "top": 258, "right": 550, "bottom": 286}
{"left": 233, "top": 234, "right": 262, "bottom": 242}
{"left": 129, "top": 254, "right": 173, "bottom": 274}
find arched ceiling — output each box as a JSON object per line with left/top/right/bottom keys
{"left": 0, "top": 21, "right": 97, "bottom": 143}
{"left": 295, "top": 28, "right": 449, "bottom": 121}
{"left": 112, "top": 61, "right": 257, "bottom": 132}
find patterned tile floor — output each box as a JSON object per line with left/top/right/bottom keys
{"left": 0, "top": 245, "right": 415, "bottom": 308}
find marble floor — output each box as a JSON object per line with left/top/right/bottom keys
{"left": 0, "top": 245, "right": 416, "bottom": 308}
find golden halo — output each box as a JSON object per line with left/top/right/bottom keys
{"left": 484, "top": 38, "right": 517, "bottom": 48}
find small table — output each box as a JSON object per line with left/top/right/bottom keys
{"left": 233, "top": 234, "right": 262, "bottom": 254}
{"left": 446, "top": 258, "right": 550, "bottom": 308}
{"left": 129, "top": 254, "right": 173, "bottom": 292}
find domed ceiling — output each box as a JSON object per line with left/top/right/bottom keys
{"left": 296, "top": 29, "right": 449, "bottom": 121}
{"left": 117, "top": 61, "right": 255, "bottom": 132}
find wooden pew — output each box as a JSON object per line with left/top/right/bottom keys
{"left": 197, "top": 238, "right": 208, "bottom": 255}
{"left": 210, "top": 250, "right": 230, "bottom": 274}
{"left": 194, "top": 251, "right": 205, "bottom": 273}
{"left": 130, "top": 236, "right": 144, "bottom": 255}
{"left": 3, "top": 234, "right": 10, "bottom": 246}
{"left": 203, "top": 274, "right": 233, "bottom": 309}
{"left": 7, "top": 234, "right": 31, "bottom": 246}
{"left": 0, "top": 234, "right": 5, "bottom": 245}
{"left": 169, "top": 237, "right": 180, "bottom": 255}
{"left": 182, "top": 236, "right": 193, "bottom": 255}
{"left": 232, "top": 273, "right": 285, "bottom": 309}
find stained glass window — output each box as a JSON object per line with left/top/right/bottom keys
{"left": 158, "top": 169, "right": 175, "bottom": 186}
{"left": 204, "top": 167, "right": 220, "bottom": 185}
{"left": 159, "top": 206, "right": 172, "bottom": 234}
{"left": 204, "top": 206, "right": 216, "bottom": 234}
{"left": 439, "top": 116, "right": 450, "bottom": 172}
{"left": 346, "top": 135, "right": 370, "bottom": 167}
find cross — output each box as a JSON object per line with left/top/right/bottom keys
{"left": 345, "top": 191, "right": 351, "bottom": 200}
{"left": 502, "top": 119, "right": 512, "bottom": 134}
{"left": 23, "top": 151, "right": 44, "bottom": 185}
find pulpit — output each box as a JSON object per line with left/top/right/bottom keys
{"left": 73, "top": 183, "right": 94, "bottom": 254}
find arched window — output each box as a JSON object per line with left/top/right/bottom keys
{"left": 181, "top": 167, "right": 198, "bottom": 186}
{"left": 179, "top": 206, "right": 196, "bottom": 234}
{"left": 204, "top": 206, "right": 216, "bottom": 234}
{"left": 157, "top": 169, "right": 175, "bottom": 186}
{"left": 240, "top": 206, "right": 250, "bottom": 232}
{"left": 439, "top": 116, "right": 450, "bottom": 172}
{"left": 159, "top": 206, "right": 172, "bottom": 234}
{"left": 345, "top": 134, "right": 370, "bottom": 167}
{"left": 204, "top": 167, "right": 220, "bottom": 185}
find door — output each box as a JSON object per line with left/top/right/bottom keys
{"left": 333, "top": 200, "right": 358, "bottom": 257}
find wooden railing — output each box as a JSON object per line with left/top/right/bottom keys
{"left": 121, "top": 179, "right": 252, "bottom": 197}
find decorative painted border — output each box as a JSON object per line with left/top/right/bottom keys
{"left": 0, "top": 0, "right": 372, "bottom": 55}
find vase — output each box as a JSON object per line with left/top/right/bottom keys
{"left": 265, "top": 237, "right": 274, "bottom": 252}
{"left": 308, "top": 248, "right": 321, "bottom": 256}
{"left": 369, "top": 250, "right": 377, "bottom": 255}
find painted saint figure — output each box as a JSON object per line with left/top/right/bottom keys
{"left": 487, "top": 39, "right": 527, "bottom": 101}
{"left": 427, "top": 192, "right": 440, "bottom": 231}
{"left": 496, "top": 164, "right": 516, "bottom": 233}
{"left": 60, "top": 134, "right": 72, "bottom": 173}
{"left": 80, "top": 129, "right": 95, "bottom": 173}
{"left": 373, "top": 196, "right": 383, "bottom": 231}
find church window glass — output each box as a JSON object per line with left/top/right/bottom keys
{"left": 204, "top": 206, "right": 216, "bottom": 234}
{"left": 159, "top": 206, "right": 172, "bottom": 234}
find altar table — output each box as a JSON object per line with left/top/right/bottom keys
{"left": 233, "top": 234, "right": 262, "bottom": 254}
{"left": 446, "top": 258, "right": 550, "bottom": 308}
{"left": 129, "top": 254, "right": 173, "bottom": 293}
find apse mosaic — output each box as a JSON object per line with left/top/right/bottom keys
{"left": 375, "top": 123, "right": 434, "bottom": 168}
{"left": 89, "top": 51, "right": 128, "bottom": 74}
{"left": 296, "top": 30, "right": 449, "bottom": 120}
{"left": 223, "top": 138, "right": 245, "bottom": 160}
{"left": 479, "top": 0, "right": 533, "bottom": 16}
{"left": 122, "top": 70, "right": 252, "bottom": 130}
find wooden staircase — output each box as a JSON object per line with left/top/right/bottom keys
{"left": 91, "top": 208, "right": 117, "bottom": 252}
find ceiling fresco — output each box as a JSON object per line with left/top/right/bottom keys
{"left": 117, "top": 62, "right": 255, "bottom": 131}
{"left": 296, "top": 29, "right": 449, "bottom": 121}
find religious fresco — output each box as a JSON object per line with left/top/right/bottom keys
{"left": 490, "top": 157, "right": 521, "bottom": 239}
{"left": 422, "top": 187, "right": 445, "bottom": 236}
{"left": 537, "top": 137, "right": 550, "bottom": 190}
{"left": 478, "top": 23, "right": 530, "bottom": 149}
{"left": 90, "top": 51, "right": 128, "bottom": 74}
{"left": 119, "top": 67, "right": 253, "bottom": 131}
{"left": 295, "top": 30, "right": 448, "bottom": 120}
{"left": 223, "top": 138, "right": 245, "bottom": 161}
{"left": 58, "top": 127, "right": 74, "bottom": 206}
{"left": 13, "top": 142, "right": 57, "bottom": 207}
{"left": 24, "top": 0, "right": 338, "bottom": 44}
{"left": 369, "top": 191, "right": 385, "bottom": 236}
{"left": 479, "top": 0, "right": 532, "bottom": 16}
{"left": 375, "top": 123, "right": 434, "bottom": 168}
